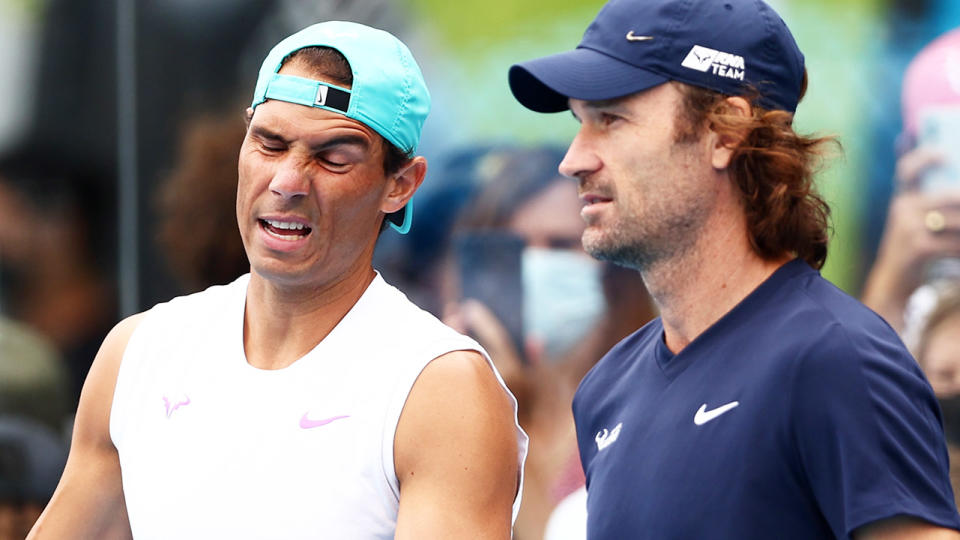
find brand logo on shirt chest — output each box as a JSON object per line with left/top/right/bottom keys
{"left": 693, "top": 401, "right": 740, "bottom": 425}
{"left": 595, "top": 422, "right": 623, "bottom": 451}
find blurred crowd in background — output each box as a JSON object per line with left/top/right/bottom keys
{"left": 1, "top": 0, "right": 960, "bottom": 539}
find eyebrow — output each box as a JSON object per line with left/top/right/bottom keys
{"left": 570, "top": 96, "right": 629, "bottom": 121}
{"left": 310, "top": 135, "right": 371, "bottom": 153}
{"left": 249, "top": 126, "right": 371, "bottom": 152}
{"left": 583, "top": 97, "right": 627, "bottom": 110}
{"left": 249, "top": 125, "right": 287, "bottom": 144}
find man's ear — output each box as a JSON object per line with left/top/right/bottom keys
{"left": 244, "top": 107, "right": 254, "bottom": 130}
{"left": 381, "top": 156, "right": 427, "bottom": 214}
{"left": 710, "top": 96, "right": 751, "bottom": 170}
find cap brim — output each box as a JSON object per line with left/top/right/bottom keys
{"left": 509, "top": 47, "right": 669, "bottom": 113}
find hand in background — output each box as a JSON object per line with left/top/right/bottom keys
{"left": 862, "top": 147, "right": 960, "bottom": 333}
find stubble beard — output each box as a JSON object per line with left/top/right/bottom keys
{"left": 582, "top": 190, "right": 711, "bottom": 274}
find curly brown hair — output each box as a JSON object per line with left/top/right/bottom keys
{"left": 157, "top": 112, "right": 249, "bottom": 292}
{"left": 673, "top": 75, "right": 836, "bottom": 270}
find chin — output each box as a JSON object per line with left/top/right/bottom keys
{"left": 582, "top": 229, "right": 610, "bottom": 258}
{"left": 250, "top": 258, "right": 311, "bottom": 283}
{"left": 584, "top": 233, "right": 651, "bottom": 272}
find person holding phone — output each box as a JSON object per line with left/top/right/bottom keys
{"left": 862, "top": 28, "right": 960, "bottom": 341}
{"left": 442, "top": 146, "right": 654, "bottom": 540}
{"left": 29, "top": 21, "right": 527, "bottom": 539}
{"left": 509, "top": 0, "right": 960, "bottom": 537}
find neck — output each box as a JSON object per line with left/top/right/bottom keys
{"left": 243, "top": 263, "right": 376, "bottom": 370}
{"left": 642, "top": 213, "right": 790, "bottom": 355}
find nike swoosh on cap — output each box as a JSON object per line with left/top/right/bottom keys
{"left": 626, "top": 31, "right": 655, "bottom": 42}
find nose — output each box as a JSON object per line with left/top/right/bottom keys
{"left": 558, "top": 128, "right": 601, "bottom": 181}
{"left": 268, "top": 156, "right": 310, "bottom": 200}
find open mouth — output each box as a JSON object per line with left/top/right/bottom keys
{"left": 259, "top": 218, "right": 312, "bottom": 240}
{"left": 583, "top": 194, "right": 613, "bottom": 205}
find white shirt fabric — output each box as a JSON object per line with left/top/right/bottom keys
{"left": 110, "top": 273, "right": 527, "bottom": 539}
{"left": 544, "top": 486, "right": 587, "bottom": 540}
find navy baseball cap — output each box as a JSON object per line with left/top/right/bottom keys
{"left": 509, "top": 0, "right": 805, "bottom": 114}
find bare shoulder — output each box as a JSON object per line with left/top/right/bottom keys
{"left": 27, "top": 313, "right": 145, "bottom": 540}
{"left": 397, "top": 348, "right": 517, "bottom": 458}
{"left": 413, "top": 349, "right": 513, "bottom": 408}
{"left": 73, "top": 312, "right": 145, "bottom": 444}
{"left": 79, "top": 313, "right": 146, "bottom": 420}
{"left": 393, "top": 349, "right": 520, "bottom": 538}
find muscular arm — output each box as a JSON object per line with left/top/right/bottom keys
{"left": 394, "top": 350, "right": 520, "bottom": 539}
{"left": 854, "top": 516, "right": 960, "bottom": 539}
{"left": 28, "top": 314, "right": 144, "bottom": 540}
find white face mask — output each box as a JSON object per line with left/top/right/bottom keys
{"left": 522, "top": 247, "right": 606, "bottom": 362}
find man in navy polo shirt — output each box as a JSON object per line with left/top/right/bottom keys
{"left": 509, "top": 0, "right": 960, "bottom": 537}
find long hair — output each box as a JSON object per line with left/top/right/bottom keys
{"left": 673, "top": 76, "right": 836, "bottom": 269}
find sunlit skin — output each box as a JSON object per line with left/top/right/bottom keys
{"left": 238, "top": 67, "right": 391, "bottom": 295}
{"left": 559, "top": 82, "right": 720, "bottom": 274}
{"left": 556, "top": 82, "right": 782, "bottom": 354}
{"left": 236, "top": 60, "right": 425, "bottom": 369}
{"left": 27, "top": 52, "right": 520, "bottom": 540}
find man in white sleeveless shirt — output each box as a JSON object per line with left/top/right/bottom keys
{"left": 30, "top": 22, "right": 527, "bottom": 539}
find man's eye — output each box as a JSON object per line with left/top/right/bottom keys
{"left": 600, "top": 113, "right": 621, "bottom": 126}
{"left": 318, "top": 154, "right": 350, "bottom": 168}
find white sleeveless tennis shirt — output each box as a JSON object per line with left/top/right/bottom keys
{"left": 110, "top": 273, "right": 528, "bottom": 539}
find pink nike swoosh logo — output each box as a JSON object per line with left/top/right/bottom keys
{"left": 299, "top": 413, "right": 350, "bottom": 429}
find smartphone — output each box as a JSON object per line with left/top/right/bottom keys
{"left": 918, "top": 106, "right": 960, "bottom": 192}
{"left": 453, "top": 231, "right": 526, "bottom": 359}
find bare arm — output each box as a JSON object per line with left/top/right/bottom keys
{"left": 853, "top": 516, "right": 960, "bottom": 539}
{"left": 28, "top": 314, "right": 144, "bottom": 539}
{"left": 394, "top": 350, "right": 520, "bottom": 539}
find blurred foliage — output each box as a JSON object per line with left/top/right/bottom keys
{"left": 408, "top": 0, "right": 604, "bottom": 51}
{"left": 2, "top": 0, "right": 44, "bottom": 18}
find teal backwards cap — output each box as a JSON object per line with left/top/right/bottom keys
{"left": 251, "top": 21, "right": 431, "bottom": 234}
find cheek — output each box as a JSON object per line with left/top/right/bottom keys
{"left": 330, "top": 167, "right": 387, "bottom": 210}
{"left": 236, "top": 152, "right": 271, "bottom": 208}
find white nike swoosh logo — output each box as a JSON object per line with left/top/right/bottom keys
{"left": 694, "top": 401, "right": 739, "bottom": 425}
{"left": 625, "top": 31, "right": 654, "bottom": 42}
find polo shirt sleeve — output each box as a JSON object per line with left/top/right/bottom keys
{"left": 790, "top": 321, "right": 960, "bottom": 538}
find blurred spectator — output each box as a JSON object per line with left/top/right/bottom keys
{"left": 914, "top": 283, "right": 960, "bottom": 507}
{"left": 156, "top": 110, "right": 249, "bottom": 293}
{"left": 0, "top": 416, "right": 67, "bottom": 540}
{"left": 443, "top": 146, "right": 655, "bottom": 540}
{"left": 0, "top": 317, "right": 71, "bottom": 434}
{"left": 862, "top": 28, "right": 960, "bottom": 341}
{"left": 372, "top": 145, "right": 496, "bottom": 315}
{"left": 919, "top": 284, "right": 960, "bottom": 401}
{"left": 0, "top": 143, "right": 116, "bottom": 402}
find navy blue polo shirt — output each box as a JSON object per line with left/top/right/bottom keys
{"left": 573, "top": 259, "right": 960, "bottom": 539}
